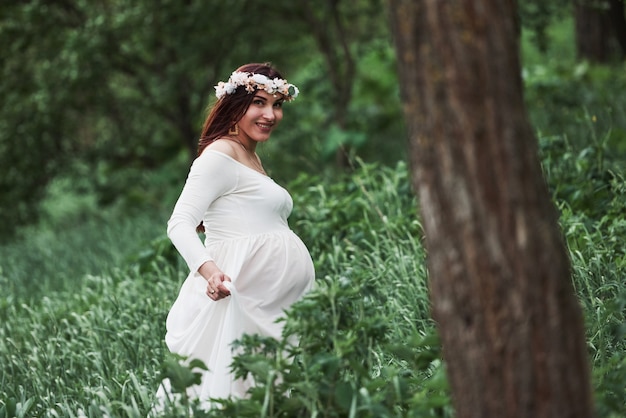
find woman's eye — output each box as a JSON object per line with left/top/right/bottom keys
{"left": 273, "top": 101, "right": 284, "bottom": 108}
{"left": 253, "top": 99, "right": 264, "bottom": 105}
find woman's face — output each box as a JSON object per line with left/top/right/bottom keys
{"left": 237, "top": 90, "right": 284, "bottom": 145}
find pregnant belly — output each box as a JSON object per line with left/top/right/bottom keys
{"left": 208, "top": 231, "right": 314, "bottom": 305}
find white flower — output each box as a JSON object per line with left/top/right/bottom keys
{"left": 273, "top": 78, "right": 287, "bottom": 89}
{"left": 224, "top": 82, "right": 237, "bottom": 95}
{"left": 214, "top": 82, "right": 227, "bottom": 98}
{"left": 251, "top": 73, "right": 270, "bottom": 85}
{"left": 213, "top": 71, "right": 299, "bottom": 101}
{"left": 272, "top": 78, "right": 287, "bottom": 95}
{"left": 229, "top": 71, "right": 250, "bottom": 84}
{"left": 265, "top": 82, "right": 276, "bottom": 94}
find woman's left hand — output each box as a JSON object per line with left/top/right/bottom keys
{"left": 198, "top": 261, "right": 232, "bottom": 301}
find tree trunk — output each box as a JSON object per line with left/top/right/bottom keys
{"left": 386, "top": 1, "right": 594, "bottom": 417}
{"left": 575, "top": 0, "right": 624, "bottom": 62}
{"left": 608, "top": 0, "right": 626, "bottom": 56}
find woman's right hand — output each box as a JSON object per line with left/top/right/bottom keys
{"left": 198, "top": 261, "right": 232, "bottom": 301}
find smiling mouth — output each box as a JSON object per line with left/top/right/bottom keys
{"left": 257, "top": 123, "right": 273, "bottom": 129}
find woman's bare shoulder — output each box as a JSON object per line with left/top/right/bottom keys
{"left": 204, "top": 138, "right": 238, "bottom": 158}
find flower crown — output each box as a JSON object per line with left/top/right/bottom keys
{"left": 214, "top": 71, "right": 299, "bottom": 101}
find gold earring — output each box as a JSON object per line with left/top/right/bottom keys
{"left": 228, "top": 124, "right": 239, "bottom": 135}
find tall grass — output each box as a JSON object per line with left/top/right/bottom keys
{"left": 0, "top": 208, "right": 168, "bottom": 301}
{"left": 2, "top": 145, "right": 625, "bottom": 416}
{"left": 0, "top": 160, "right": 443, "bottom": 417}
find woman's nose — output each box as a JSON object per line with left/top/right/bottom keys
{"left": 264, "top": 106, "right": 276, "bottom": 120}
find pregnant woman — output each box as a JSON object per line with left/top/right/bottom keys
{"left": 156, "top": 62, "right": 315, "bottom": 409}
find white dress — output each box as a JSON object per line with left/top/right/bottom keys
{"left": 156, "top": 150, "right": 315, "bottom": 406}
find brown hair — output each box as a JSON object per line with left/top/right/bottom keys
{"left": 196, "top": 62, "right": 286, "bottom": 156}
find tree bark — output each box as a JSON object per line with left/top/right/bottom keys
{"left": 608, "top": 0, "right": 626, "bottom": 56}
{"left": 386, "top": 1, "right": 594, "bottom": 417}
{"left": 575, "top": 0, "right": 625, "bottom": 62}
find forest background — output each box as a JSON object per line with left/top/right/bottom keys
{"left": 1, "top": 0, "right": 625, "bottom": 417}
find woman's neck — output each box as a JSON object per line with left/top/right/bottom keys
{"left": 228, "top": 136, "right": 256, "bottom": 153}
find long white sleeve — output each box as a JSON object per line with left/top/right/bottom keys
{"left": 167, "top": 151, "right": 238, "bottom": 273}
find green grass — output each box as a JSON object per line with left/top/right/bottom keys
{"left": 0, "top": 160, "right": 441, "bottom": 417}
{"left": 1, "top": 148, "right": 625, "bottom": 416}
{"left": 1, "top": 20, "right": 626, "bottom": 417}
{"left": 0, "top": 201, "right": 171, "bottom": 302}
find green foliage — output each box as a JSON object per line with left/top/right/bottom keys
{"left": 0, "top": 204, "right": 169, "bottom": 301}
{"left": 154, "top": 354, "right": 212, "bottom": 416}
{"left": 547, "top": 135, "right": 626, "bottom": 417}
{"left": 160, "top": 355, "right": 208, "bottom": 395}
{"left": 1, "top": 9, "right": 626, "bottom": 418}
{"left": 519, "top": 0, "right": 571, "bottom": 53}
{"left": 525, "top": 59, "right": 626, "bottom": 154}
{"left": 593, "top": 353, "right": 626, "bottom": 418}
{"left": 0, "top": 0, "right": 399, "bottom": 237}
{"left": 1, "top": 147, "right": 626, "bottom": 416}
{"left": 538, "top": 117, "right": 626, "bottom": 417}
{"left": 156, "top": 161, "right": 446, "bottom": 417}
{"left": 0, "top": 160, "right": 447, "bottom": 417}
{"left": 0, "top": 270, "right": 173, "bottom": 416}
